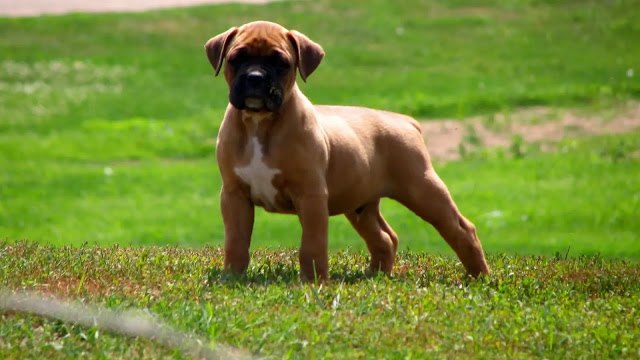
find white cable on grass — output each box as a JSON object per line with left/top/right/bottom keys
{"left": 0, "top": 290, "right": 254, "bottom": 360}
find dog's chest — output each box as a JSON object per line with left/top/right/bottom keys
{"left": 233, "top": 137, "right": 282, "bottom": 210}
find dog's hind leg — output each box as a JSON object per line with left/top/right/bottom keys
{"left": 345, "top": 200, "right": 398, "bottom": 274}
{"left": 394, "top": 169, "right": 490, "bottom": 277}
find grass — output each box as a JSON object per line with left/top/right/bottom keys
{"left": 1, "top": 1, "right": 640, "bottom": 357}
{"left": 2, "top": 131, "right": 639, "bottom": 258}
{"left": 1, "top": 0, "right": 639, "bottom": 129}
{"left": 2, "top": 242, "right": 639, "bottom": 358}
{"left": 0, "top": 0, "right": 639, "bottom": 258}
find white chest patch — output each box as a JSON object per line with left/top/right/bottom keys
{"left": 234, "top": 137, "right": 282, "bottom": 208}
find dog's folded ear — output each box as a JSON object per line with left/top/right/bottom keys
{"left": 204, "top": 27, "right": 239, "bottom": 76}
{"left": 287, "top": 30, "right": 325, "bottom": 82}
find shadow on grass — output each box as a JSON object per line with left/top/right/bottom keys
{"left": 203, "top": 248, "right": 383, "bottom": 286}
{"left": 202, "top": 249, "right": 472, "bottom": 287}
{"left": 204, "top": 266, "right": 377, "bottom": 287}
{"left": 203, "top": 251, "right": 640, "bottom": 299}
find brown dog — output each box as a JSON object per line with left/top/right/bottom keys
{"left": 205, "top": 21, "right": 489, "bottom": 282}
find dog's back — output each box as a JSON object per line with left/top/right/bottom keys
{"left": 314, "top": 105, "right": 431, "bottom": 209}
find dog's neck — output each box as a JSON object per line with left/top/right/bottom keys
{"left": 238, "top": 83, "right": 315, "bottom": 138}
{"left": 241, "top": 110, "right": 273, "bottom": 132}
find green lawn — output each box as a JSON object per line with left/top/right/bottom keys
{"left": 1, "top": 243, "right": 639, "bottom": 358}
{"left": 2, "top": 133, "right": 640, "bottom": 259}
{"left": 1, "top": 0, "right": 639, "bottom": 258}
{"left": 2, "top": 1, "right": 640, "bottom": 358}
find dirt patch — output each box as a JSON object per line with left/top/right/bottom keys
{"left": 421, "top": 101, "right": 640, "bottom": 161}
{"left": 0, "top": 0, "right": 273, "bottom": 17}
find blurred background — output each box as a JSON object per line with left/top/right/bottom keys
{"left": 1, "top": 0, "right": 639, "bottom": 258}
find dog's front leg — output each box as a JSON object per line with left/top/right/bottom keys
{"left": 221, "top": 187, "right": 255, "bottom": 275}
{"left": 296, "top": 194, "right": 329, "bottom": 283}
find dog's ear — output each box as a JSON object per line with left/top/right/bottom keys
{"left": 287, "top": 30, "right": 325, "bottom": 82}
{"left": 204, "top": 27, "right": 239, "bottom": 76}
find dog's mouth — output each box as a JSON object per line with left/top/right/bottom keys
{"left": 230, "top": 82, "right": 283, "bottom": 112}
{"left": 244, "top": 97, "right": 265, "bottom": 111}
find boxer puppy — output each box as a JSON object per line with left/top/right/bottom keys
{"left": 205, "top": 21, "right": 489, "bottom": 282}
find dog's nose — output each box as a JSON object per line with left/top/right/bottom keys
{"left": 246, "top": 70, "right": 265, "bottom": 88}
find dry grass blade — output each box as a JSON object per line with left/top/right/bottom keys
{"left": 0, "top": 290, "right": 254, "bottom": 360}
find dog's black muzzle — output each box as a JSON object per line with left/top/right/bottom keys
{"left": 229, "top": 63, "right": 284, "bottom": 112}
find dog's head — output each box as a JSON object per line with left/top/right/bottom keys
{"left": 204, "top": 21, "right": 324, "bottom": 112}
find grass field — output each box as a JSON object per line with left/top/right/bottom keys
{"left": 1, "top": 0, "right": 639, "bottom": 256}
{"left": 1, "top": 0, "right": 640, "bottom": 358}
{"left": 2, "top": 243, "right": 639, "bottom": 358}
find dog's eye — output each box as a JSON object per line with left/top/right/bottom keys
{"left": 228, "top": 55, "right": 244, "bottom": 67}
{"left": 228, "top": 51, "right": 248, "bottom": 67}
{"left": 268, "top": 54, "right": 290, "bottom": 71}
